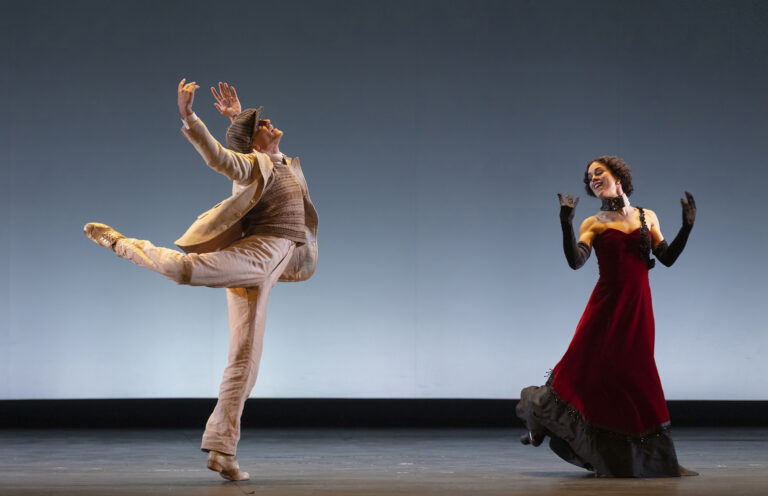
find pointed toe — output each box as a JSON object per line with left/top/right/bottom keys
{"left": 84, "top": 222, "right": 125, "bottom": 250}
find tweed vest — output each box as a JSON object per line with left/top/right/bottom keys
{"left": 242, "top": 161, "right": 306, "bottom": 244}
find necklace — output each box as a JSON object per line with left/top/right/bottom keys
{"left": 600, "top": 196, "right": 627, "bottom": 212}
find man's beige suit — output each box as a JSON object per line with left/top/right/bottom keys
{"left": 113, "top": 115, "right": 317, "bottom": 455}
{"left": 176, "top": 116, "right": 318, "bottom": 282}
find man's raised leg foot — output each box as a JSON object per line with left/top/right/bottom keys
{"left": 83, "top": 222, "right": 125, "bottom": 251}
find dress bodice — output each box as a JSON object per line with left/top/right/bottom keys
{"left": 593, "top": 228, "right": 649, "bottom": 285}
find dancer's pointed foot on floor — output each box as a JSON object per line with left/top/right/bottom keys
{"left": 519, "top": 431, "right": 544, "bottom": 447}
{"left": 84, "top": 222, "right": 125, "bottom": 251}
{"left": 679, "top": 465, "right": 699, "bottom": 476}
{"left": 207, "top": 450, "right": 250, "bottom": 481}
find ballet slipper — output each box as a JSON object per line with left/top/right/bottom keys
{"left": 207, "top": 450, "right": 249, "bottom": 481}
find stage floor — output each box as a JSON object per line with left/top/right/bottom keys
{"left": 0, "top": 427, "right": 765, "bottom": 495}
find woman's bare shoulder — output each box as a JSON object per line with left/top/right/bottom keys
{"left": 579, "top": 214, "right": 601, "bottom": 232}
{"left": 639, "top": 207, "right": 659, "bottom": 221}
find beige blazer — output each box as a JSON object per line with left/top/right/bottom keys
{"left": 174, "top": 117, "right": 318, "bottom": 282}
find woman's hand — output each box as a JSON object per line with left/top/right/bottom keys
{"left": 211, "top": 81, "right": 242, "bottom": 122}
{"left": 653, "top": 192, "right": 696, "bottom": 267}
{"left": 558, "top": 193, "right": 579, "bottom": 224}
{"left": 178, "top": 78, "right": 200, "bottom": 118}
{"left": 681, "top": 191, "right": 696, "bottom": 228}
{"left": 558, "top": 193, "right": 591, "bottom": 269}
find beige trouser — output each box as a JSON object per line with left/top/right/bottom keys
{"left": 115, "top": 234, "right": 296, "bottom": 455}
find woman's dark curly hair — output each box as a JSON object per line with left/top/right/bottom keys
{"left": 583, "top": 155, "right": 634, "bottom": 197}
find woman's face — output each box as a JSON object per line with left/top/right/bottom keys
{"left": 587, "top": 161, "right": 622, "bottom": 198}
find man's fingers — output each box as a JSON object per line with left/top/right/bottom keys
{"left": 214, "top": 102, "right": 222, "bottom": 112}
{"left": 178, "top": 78, "right": 186, "bottom": 92}
{"left": 211, "top": 86, "right": 222, "bottom": 102}
{"left": 231, "top": 86, "right": 238, "bottom": 99}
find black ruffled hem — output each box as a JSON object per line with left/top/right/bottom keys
{"left": 516, "top": 377, "right": 680, "bottom": 478}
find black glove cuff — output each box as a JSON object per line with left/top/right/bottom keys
{"left": 561, "top": 221, "right": 591, "bottom": 270}
{"left": 559, "top": 207, "right": 575, "bottom": 225}
{"left": 652, "top": 225, "right": 691, "bottom": 267}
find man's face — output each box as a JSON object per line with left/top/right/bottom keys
{"left": 252, "top": 119, "right": 283, "bottom": 151}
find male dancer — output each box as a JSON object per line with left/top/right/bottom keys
{"left": 84, "top": 79, "right": 318, "bottom": 481}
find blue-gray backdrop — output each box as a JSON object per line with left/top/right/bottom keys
{"left": 2, "top": 0, "right": 766, "bottom": 399}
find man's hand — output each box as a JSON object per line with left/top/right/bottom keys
{"left": 178, "top": 78, "right": 200, "bottom": 119}
{"left": 211, "top": 81, "right": 242, "bottom": 122}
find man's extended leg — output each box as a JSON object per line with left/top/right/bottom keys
{"left": 114, "top": 235, "right": 293, "bottom": 288}
{"left": 85, "top": 221, "right": 295, "bottom": 288}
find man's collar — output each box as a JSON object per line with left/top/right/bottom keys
{"left": 268, "top": 152, "right": 287, "bottom": 164}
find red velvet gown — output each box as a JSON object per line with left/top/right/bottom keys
{"left": 517, "top": 228, "right": 680, "bottom": 477}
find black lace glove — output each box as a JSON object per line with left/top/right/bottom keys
{"left": 558, "top": 193, "right": 591, "bottom": 270}
{"left": 653, "top": 191, "right": 696, "bottom": 267}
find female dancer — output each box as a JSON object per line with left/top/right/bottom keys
{"left": 516, "top": 156, "right": 697, "bottom": 477}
